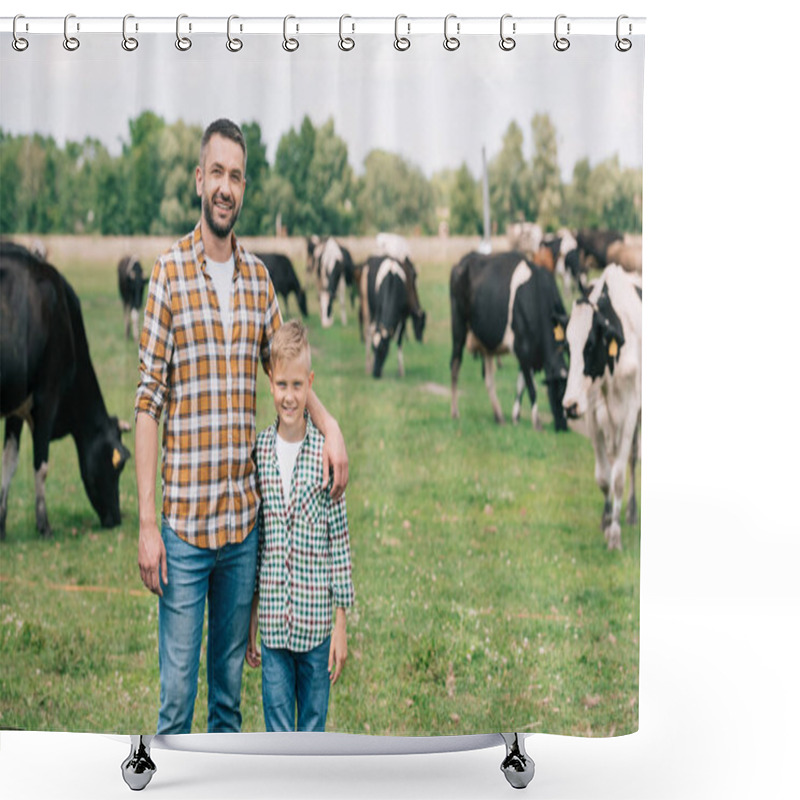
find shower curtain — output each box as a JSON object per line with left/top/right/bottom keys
{"left": 0, "top": 16, "right": 644, "bottom": 741}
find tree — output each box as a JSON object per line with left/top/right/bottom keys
{"left": 356, "top": 149, "right": 435, "bottom": 235}
{"left": 530, "top": 113, "right": 562, "bottom": 231}
{"left": 488, "top": 122, "right": 531, "bottom": 232}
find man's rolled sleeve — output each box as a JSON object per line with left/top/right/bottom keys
{"left": 135, "top": 258, "right": 173, "bottom": 423}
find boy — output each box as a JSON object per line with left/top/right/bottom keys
{"left": 246, "top": 320, "right": 355, "bottom": 732}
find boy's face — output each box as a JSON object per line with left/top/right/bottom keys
{"left": 269, "top": 354, "right": 314, "bottom": 439}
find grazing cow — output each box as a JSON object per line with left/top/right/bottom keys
{"left": 606, "top": 240, "right": 643, "bottom": 273}
{"left": 309, "top": 237, "right": 356, "bottom": 327}
{"left": 117, "top": 255, "right": 149, "bottom": 340}
{"left": 255, "top": 252, "right": 308, "bottom": 317}
{"left": 576, "top": 229, "right": 624, "bottom": 272}
{"left": 360, "top": 256, "right": 426, "bottom": 378}
{"left": 449, "top": 251, "right": 569, "bottom": 431}
{"left": 1, "top": 242, "right": 131, "bottom": 538}
{"left": 562, "top": 264, "right": 642, "bottom": 550}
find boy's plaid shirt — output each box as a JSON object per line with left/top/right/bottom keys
{"left": 255, "top": 415, "right": 355, "bottom": 653}
{"left": 135, "top": 222, "right": 282, "bottom": 549}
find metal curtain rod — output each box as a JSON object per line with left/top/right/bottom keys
{"left": 1, "top": 15, "right": 646, "bottom": 37}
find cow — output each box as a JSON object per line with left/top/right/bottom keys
{"left": 255, "top": 252, "right": 308, "bottom": 318}
{"left": 308, "top": 237, "right": 356, "bottom": 328}
{"left": 1, "top": 242, "right": 131, "bottom": 539}
{"left": 576, "top": 229, "right": 624, "bottom": 272}
{"left": 449, "top": 251, "right": 569, "bottom": 431}
{"left": 562, "top": 263, "right": 642, "bottom": 550}
{"left": 360, "top": 256, "right": 426, "bottom": 379}
{"left": 507, "top": 222, "right": 543, "bottom": 259}
{"left": 117, "top": 255, "right": 149, "bottom": 340}
{"left": 375, "top": 232, "right": 412, "bottom": 265}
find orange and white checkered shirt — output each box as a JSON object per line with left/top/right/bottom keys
{"left": 135, "top": 222, "right": 282, "bottom": 549}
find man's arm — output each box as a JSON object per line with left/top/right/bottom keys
{"left": 306, "top": 388, "right": 348, "bottom": 500}
{"left": 136, "top": 413, "right": 167, "bottom": 596}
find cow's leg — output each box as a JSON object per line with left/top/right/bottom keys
{"left": 131, "top": 308, "right": 140, "bottom": 341}
{"left": 589, "top": 412, "right": 613, "bottom": 537}
{"left": 365, "top": 324, "right": 375, "bottom": 375}
{"left": 397, "top": 322, "right": 406, "bottom": 378}
{"left": 484, "top": 356, "right": 505, "bottom": 424}
{"left": 511, "top": 372, "right": 525, "bottom": 425}
{"left": 449, "top": 323, "right": 467, "bottom": 420}
{"left": 605, "top": 408, "right": 640, "bottom": 551}
{"left": 0, "top": 417, "right": 24, "bottom": 541}
{"left": 30, "top": 411, "right": 55, "bottom": 539}
{"left": 339, "top": 280, "right": 347, "bottom": 326}
{"left": 625, "top": 411, "right": 641, "bottom": 526}
{"left": 124, "top": 303, "right": 132, "bottom": 339}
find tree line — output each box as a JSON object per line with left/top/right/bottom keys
{"left": 0, "top": 111, "right": 642, "bottom": 238}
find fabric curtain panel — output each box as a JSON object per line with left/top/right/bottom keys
{"left": 0, "top": 20, "right": 644, "bottom": 742}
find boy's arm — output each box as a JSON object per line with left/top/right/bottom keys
{"left": 306, "top": 388, "right": 348, "bottom": 501}
{"left": 328, "top": 607, "right": 347, "bottom": 685}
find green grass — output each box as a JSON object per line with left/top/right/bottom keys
{"left": 0, "top": 242, "right": 639, "bottom": 737}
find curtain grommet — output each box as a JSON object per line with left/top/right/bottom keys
{"left": 12, "top": 14, "right": 29, "bottom": 52}
{"left": 122, "top": 14, "right": 139, "bottom": 52}
{"left": 499, "top": 14, "right": 515, "bottom": 51}
{"left": 338, "top": 14, "right": 355, "bottom": 51}
{"left": 554, "top": 14, "right": 570, "bottom": 52}
{"left": 283, "top": 15, "right": 299, "bottom": 52}
{"left": 226, "top": 15, "right": 243, "bottom": 52}
{"left": 176, "top": 14, "right": 192, "bottom": 51}
{"left": 63, "top": 13, "right": 80, "bottom": 51}
{"left": 394, "top": 15, "right": 411, "bottom": 51}
{"left": 444, "top": 14, "right": 460, "bottom": 51}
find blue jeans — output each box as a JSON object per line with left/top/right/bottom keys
{"left": 261, "top": 637, "right": 331, "bottom": 732}
{"left": 157, "top": 520, "right": 258, "bottom": 734}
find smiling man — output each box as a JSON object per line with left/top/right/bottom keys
{"left": 134, "top": 118, "right": 349, "bottom": 735}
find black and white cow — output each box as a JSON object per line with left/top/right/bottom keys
{"left": 576, "top": 229, "right": 624, "bottom": 272}
{"left": 117, "top": 255, "right": 149, "bottom": 340}
{"left": 309, "top": 237, "right": 356, "bottom": 328}
{"left": 360, "top": 256, "right": 426, "bottom": 379}
{"left": 1, "top": 242, "right": 131, "bottom": 539}
{"left": 449, "top": 251, "right": 569, "bottom": 431}
{"left": 255, "top": 252, "right": 308, "bottom": 318}
{"left": 562, "top": 263, "right": 642, "bottom": 550}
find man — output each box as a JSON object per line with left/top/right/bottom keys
{"left": 135, "top": 118, "right": 348, "bottom": 734}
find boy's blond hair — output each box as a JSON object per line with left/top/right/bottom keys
{"left": 270, "top": 319, "right": 312, "bottom": 372}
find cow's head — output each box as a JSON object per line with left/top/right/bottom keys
{"left": 79, "top": 416, "right": 131, "bottom": 528}
{"left": 562, "top": 284, "right": 624, "bottom": 419}
{"left": 411, "top": 309, "right": 426, "bottom": 342}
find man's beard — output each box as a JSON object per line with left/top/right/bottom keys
{"left": 202, "top": 192, "right": 240, "bottom": 240}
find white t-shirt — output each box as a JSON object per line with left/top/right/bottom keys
{"left": 205, "top": 255, "right": 235, "bottom": 342}
{"left": 275, "top": 432, "right": 303, "bottom": 504}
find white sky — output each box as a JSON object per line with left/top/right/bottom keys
{"left": 1, "top": 29, "right": 643, "bottom": 181}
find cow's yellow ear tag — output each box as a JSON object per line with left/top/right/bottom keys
{"left": 112, "top": 448, "right": 123, "bottom": 469}
{"left": 608, "top": 339, "right": 618, "bottom": 358}
{"left": 554, "top": 324, "right": 565, "bottom": 341}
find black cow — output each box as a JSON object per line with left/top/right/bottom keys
{"left": 1, "top": 242, "right": 131, "bottom": 538}
{"left": 117, "top": 255, "right": 149, "bottom": 340}
{"left": 360, "top": 256, "right": 426, "bottom": 379}
{"left": 255, "top": 253, "right": 308, "bottom": 318}
{"left": 449, "top": 251, "right": 569, "bottom": 431}
{"left": 576, "top": 229, "right": 624, "bottom": 272}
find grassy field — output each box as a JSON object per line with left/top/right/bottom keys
{"left": 0, "top": 236, "right": 640, "bottom": 738}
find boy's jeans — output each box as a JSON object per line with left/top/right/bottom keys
{"left": 157, "top": 519, "right": 258, "bottom": 734}
{"left": 261, "top": 637, "right": 332, "bottom": 732}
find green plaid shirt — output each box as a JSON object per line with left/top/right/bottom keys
{"left": 255, "top": 414, "right": 355, "bottom": 652}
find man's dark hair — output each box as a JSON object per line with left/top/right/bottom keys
{"left": 200, "top": 118, "right": 247, "bottom": 171}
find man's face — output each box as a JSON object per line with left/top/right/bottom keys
{"left": 196, "top": 133, "right": 246, "bottom": 241}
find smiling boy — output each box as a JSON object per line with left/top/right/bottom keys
{"left": 246, "top": 320, "right": 355, "bottom": 732}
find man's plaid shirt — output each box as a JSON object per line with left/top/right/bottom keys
{"left": 255, "top": 415, "right": 355, "bottom": 653}
{"left": 135, "top": 222, "right": 282, "bottom": 549}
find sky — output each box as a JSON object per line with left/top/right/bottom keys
{"left": 0, "top": 29, "right": 644, "bottom": 181}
